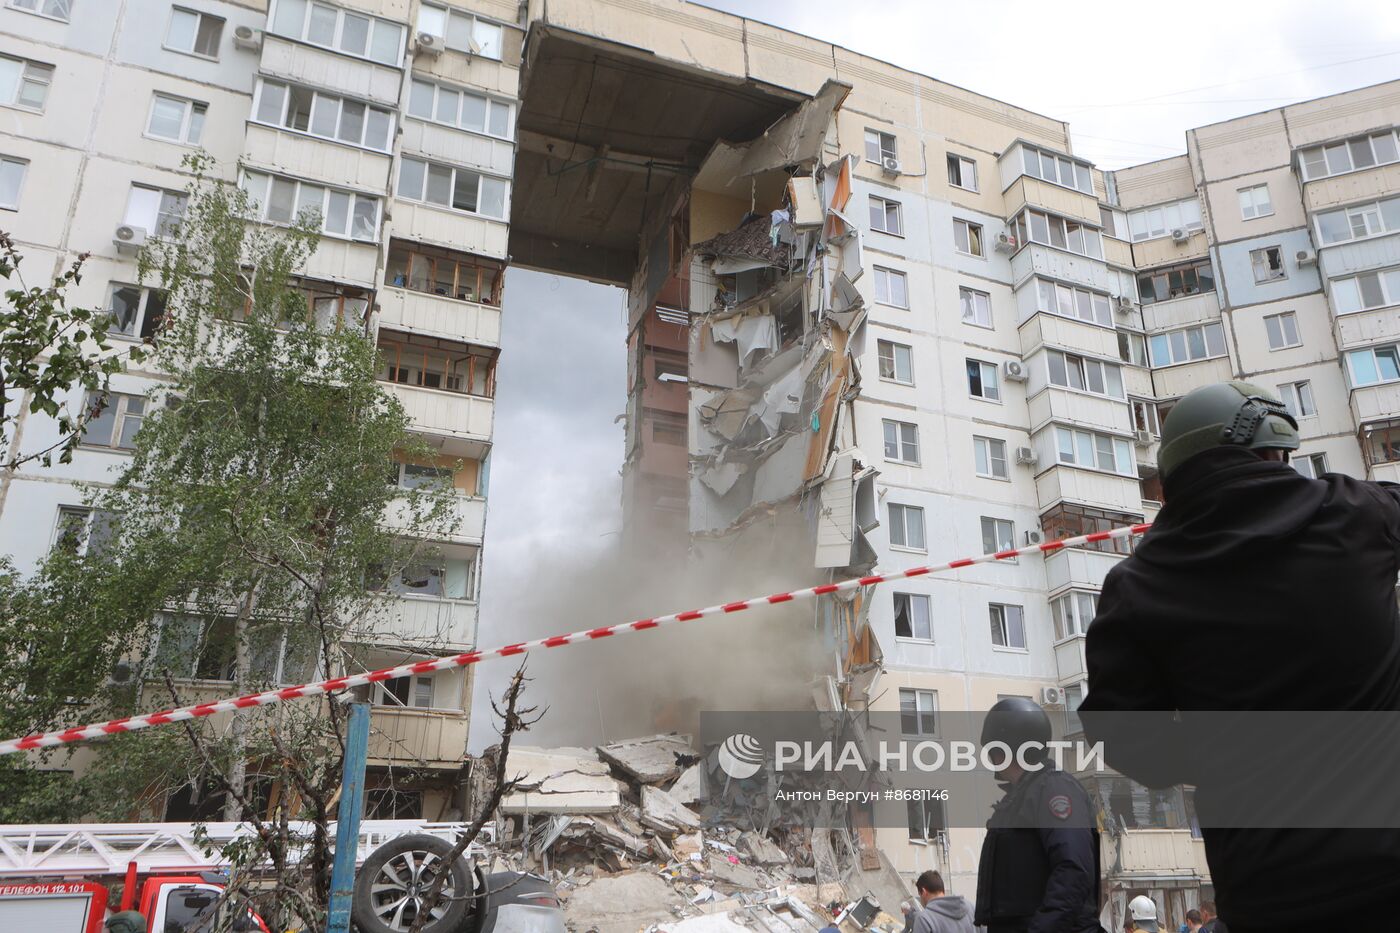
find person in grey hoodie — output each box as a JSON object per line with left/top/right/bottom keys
{"left": 906, "top": 871, "right": 975, "bottom": 933}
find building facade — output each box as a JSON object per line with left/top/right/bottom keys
{"left": 0, "top": 0, "right": 520, "bottom": 819}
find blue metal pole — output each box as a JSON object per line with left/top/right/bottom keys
{"left": 327, "top": 701, "right": 371, "bottom": 933}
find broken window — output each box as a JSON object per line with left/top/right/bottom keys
{"left": 1118, "top": 331, "right": 1148, "bottom": 367}
{"left": 107, "top": 283, "right": 168, "bottom": 342}
{"left": 1264, "top": 311, "right": 1300, "bottom": 350}
{"left": 899, "top": 688, "right": 936, "bottom": 735}
{"left": 1294, "top": 452, "right": 1329, "bottom": 479}
{"left": 1051, "top": 591, "right": 1098, "bottom": 640}
{"left": 82, "top": 390, "right": 146, "bottom": 451}
{"left": 946, "top": 154, "right": 977, "bottom": 192}
{"left": 952, "top": 218, "right": 983, "bottom": 257}
{"left": 960, "top": 287, "right": 992, "bottom": 328}
{"left": 882, "top": 419, "right": 919, "bottom": 464}
{"left": 1278, "top": 380, "right": 1315, "bottom": 418}
{"left": 371, "top": 554, "right": 476, "bottom": 601}
{"left": 1251, "top": 246, "right": 1286, "bottom": 284}
{"left": 1041, "top": 504, "right": 1139, "bottom": 556}
{"left": 52, "top": 506, "right": 119, "bottom": 557}
{"left": 1238, "top": 183, "right": 1273, "bottom": 220}
{"left": 973, "top": 435, "right": 1007, "bottom": 480}
{"left": 417, "top": 3, "right": 504, "bottom": 59}
{"left": 989, "top": 604, "right": 1026, "bottom": 650}
{"left": 653, "top": 357, "right": 687, "bottom": 383}
{"left": 869, "top": 196, "right": 902, "bottom": 236}
{"left": 386, "top": 241, "right": 503, "bottom": 304}
{"left": 1130, "top": 398, "right": 1160, "bottom": 435}
{"left": 378, "top": 333, "right": 497, "bottom": 397}
{"left": 381, "top": 674, "right": 435, "bottom": 709}
{"left": 874, "top": 266, "right": 908, "bottom": 308}
{"left": 966, "top": 359, "right": 1000, "bottom": 401}
{"left": 907, "top": 798, "right": 946, "bottom": 842}
{"left": 888, "top": 503, "right": 926, "bottom": 551}
{"left": 1361, "top": 419, "right": 1400, "bottom": 465}
{"left": 980, "top": 517, "right": 1014, "bottom": 557}
{"left": 864, "top": 128, "right": 896, "bottom": 164}
{"left": 877, "top": 339, "right": 913, "bottom": 384}
{"left": 893, "top": 593, "right": 932, "bottom": 641}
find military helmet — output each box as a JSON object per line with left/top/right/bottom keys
{"left": 981, "top": 696, "right": 1052, "bottom": 760}
{"left": 1157, "top": 381, "right": 1300, "bottom": 479}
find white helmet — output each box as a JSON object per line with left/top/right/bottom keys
{"left": 1128, "top": 894, "right": 1159, "bottom": 930}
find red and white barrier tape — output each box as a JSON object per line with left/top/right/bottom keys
{"left": 0, "top": 522, "right": 1150, "bottom": 756}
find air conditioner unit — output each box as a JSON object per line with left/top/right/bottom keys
{"left": 1115, "top": 295, "right": 1134, "bottom": 314}
{"left": 232, "top": 24, "right": 262, "bottom": 51}
{"left": 1170, "top": 228, "right": 1190, "bottom": 244}
{"left": 113, "top": 224, "right": 147, "bottom": 253}
{"left": 1133, "top": 429, "right": 1155, "bottom": 447}
{"left": 415, "top": 31, "right": 444, "bottom": 56}
{"left": 1002, "top": 359, "right": 1028, "bottom": 382}
{"left": 881, "top": 156, "right": 902, "bottom": 177}
{"left": 1015, "top": 446, "right": 1038, "bottom": 466}
{"left": 1296, "top": 248, "right": 1318, "bottom": 266}
{"left": 994, "top": 232, "right": 1018, "bottom": 254}
{"left": 1041, "top": 686, "right": 1066, "bottom": 706}
{"left": 1023, "top": 529, "right": 1043, "bottom": 547}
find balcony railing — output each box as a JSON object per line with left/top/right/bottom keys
{"left": 378, "top": 287, "right": 501, "bottom": 345}
{"left": 367, "top": 705, "right": 469, "bottom": 768}
{"left": 383, "top": 493, "right": 485, "bottom": 544}
{"left": 382, "top": 382, "right": 493, "bottom": 451}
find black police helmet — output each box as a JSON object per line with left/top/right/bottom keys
{"left": 981, "top": 697, "right": 1051, "bottom": 760}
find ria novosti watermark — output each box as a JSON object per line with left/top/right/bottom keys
{"left": 759, "top": 736, "right": 1104, "bottom": 776}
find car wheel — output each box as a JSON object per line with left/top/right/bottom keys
{"left": 352, "top": 833, "right": 474, "bottom": 933}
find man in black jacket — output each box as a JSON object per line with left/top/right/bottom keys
{"left": 1080, "top": 382, "right": 1400, "bottom": 930}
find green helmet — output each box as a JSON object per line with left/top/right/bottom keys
{"left": 104, "top": 911, "right": 147, "bottom": 933}
{"left": 1157, "top": 381, "right": 1300, "bottom": 479}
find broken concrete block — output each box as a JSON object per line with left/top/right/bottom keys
{"left": 704, "top": 854, "right": 764, "bottom": 889}
{"left": 597, "top": 734, "right": 695, "bottom": 784}
{"left": 641, "top": 785, "right": 704, "bottom": 834}
{"left": 737, "top": 832, "right": 789, "bottom": 866}
{"left": 586, "top": 817, "right": 652, "bottom": 857}
{"left": 501, "top": 746, "right": 627, "bottom": 813}
{"left": 674, "top": 832, "right": 704, "bottom": 861}
{"left": 669, "top": 762, "right": 710, "bottom": 805}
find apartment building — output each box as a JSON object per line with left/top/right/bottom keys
{"left": 0, "top": 0, "right": 519, "bottom": 819}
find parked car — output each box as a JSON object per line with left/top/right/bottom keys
{"left": 353, "top": 834, "right": 564, "bottom": 933}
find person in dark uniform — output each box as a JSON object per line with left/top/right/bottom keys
{"left": 974, "top": 697, "right": 1103, "bottom": 933}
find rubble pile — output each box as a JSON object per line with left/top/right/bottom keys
{"left": 482, "top": 734, "right": 910, "bottom": 933}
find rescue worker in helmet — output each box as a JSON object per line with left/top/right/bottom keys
{"left": 1125, "top": 896, "right": 1158, "bottom": 933}
{"left": 973, "top": 697, "right": 1103, "bottom": 933}
{"left": 1080, "top": 382, "right": 1400, "bottom": 930}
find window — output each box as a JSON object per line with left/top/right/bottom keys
{"left": 989, "top": 604, "right": 1026, "bottom": 650}
{"left": 966, "top": 358, "right": 1000, "bottom": 401}
{"left": 953, "top": 218, "right": 984, "bottom": 257}
{"left": 1315, "top": 198, "right": 1400, "bottom": 245}
{"left": 1033, "top": 278, "right": 1113, "bottom": 327}
{"left": 1047, "top": 350, "right": 1124, "bottom": 398}
{"left": 271, "top": 0, "right": 404, "bottom": 65}
{"left": 386, "top": 241, "right": 503, "bottom": 304}
{"left": 366, "top": 788, "right": 424, "bottom": 820}
{"left": 0, "top": 155, "right": 25, "bottom": 210}
{"left": 123, "top": 185, "right": 187, "bottom": 238}
{"left": 7, "top": 0, "right": 70, "bottom": 20}
{"left": 1126, "top": 197, "right": 1204, "bottom": 242}
{"left": 397, "top": 157, "right": 509, "bottom": 220}
{"left": 1278, "top": 381, "right": 1316, "bottom": 418}
{"left": 1294, "top": 453, "right": 1328, "bottom": 479}
{"left": 907, "top": 798, "right": 947, "bottom": 842}
{"left": 1136, "top": 258, "right": 1215, "bottom": 305}
{"left": 1264, "top": 312, "right": 1300, "bottom": 350}
{"left": 1118, "top": 330, "right": 1148, "bottom": 367}
{"left": 240, "top": 171, "right": 379, "bottom": 241}
{"left": 165, "top": 6, "right": 224, "bottom": 58}
{"left": 869, "top": 196, "right": 902, "bottom": 236}
{"left": 1009, "top": 209, "right": 1103, "bottom": 259}
{"left": 873, "top": 266, "right": 908, "bottom": 307}
{"left": 379, "top": 334, "right": 497, "bottom": 398}
{"left": 146, "top": 94, "right": 207, "bottom": 145}
{"left": 1238, "top": 184, "right": 1273, "bottom": 220}
{"left": 1054, "top": 426, "right": 1135, "bottom": 476}
{"left": 1099, "top": 205, "right": 1127, "bottom": 240}
{"left": 1362, "top": 419, "right": 1400, "bottom": 466}
{"left": 393, "top": 461, "right": 454, "bottom": 491}
{"left": 1051, "top": 591, "right": 1098, "bottom": 641}
{"left": 1042, "top": 504, "right": 1139, "bottom": 556}
{"left": 864, "top": 129, "right": 896, "bottom": 164}
{"left": 893, "top": 593, "right": 932, "bottom": 640}
{"left": 0, "top": 54, "right": 54, "bottom": 110}
{"left": 1346, "top": 344, "right": 1400, "bottom": 387}
{"left": 53, "top": 506, "right": 119, "bottom": 556}
{"left": 981, "top": 516, "right": 1014, "bottom": 555}
{"left": 373, "top": 554, "right": 477, "bottom": 600}
{"left": 107, "top": 284, "right": 168, "bottom": 341}
{"left": 1147, "top": 322, "right": 1227, "bottom": 367}
{"left": 877, "top": 339, "right": 913, "bottom": 384}
{"left": 888, "top": 503, "right": 926, "bottom": 551}
{"left": 407, "top": 78, "right": 513, "bottom": 139}
{"left": 1299, "top": 129, "right": 1400, "bottom": 181}
{"left": 1331, "top": 268, "right": 1400, "bottom": 315}
{"left": 417, "top": 3, "right": 504, "bottom": 60}
{"left": 1018, "top": 144, "right": 1093, "bottom": 194}
{"left": 1250, "top": 246, "right": 1286, "bottom": 284}
{"left": 157, "top": 616, "right": 313, "bottom": 684}
{"left": 947, "top": 153, "right": 977, "bottom": 191}
{"left": 253, "top": 79, "right": 393, "bottom": 151}
{"left": 377, "top": 673, "right": 437, "bottom": 709}
{"left": 959, "top": 286, "right": 992, "bottom": 328}
{"left": 899, "top": 689, "right": 936, "bottom": 735}
{"left": 882, "top": 419, "right": 919, "bottom": 464}
{"left": 82, "top": 391, "right": 146, "bottom": 451}
{"left": 1130, "top": 398, "right": 1160, "bottom": 435}
{"left": 973, "top": 435, "right": 1008, "bottom": 480}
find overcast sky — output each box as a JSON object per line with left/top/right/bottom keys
{"left": 470, "top": 0, "right": 1400, "bottom": 747}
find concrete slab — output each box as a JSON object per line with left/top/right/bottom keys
{"left": 597, "top": 733, "right": 696, "bottom": 784}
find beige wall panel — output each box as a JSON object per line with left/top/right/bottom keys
{"left": 1132, "top": 231, "right": 1209, "bottom": 269}
{"left": 1034, "top": 466, "right": 1142, "bottom": 514}
{"left": 0, "top": 140, "right": 81, "bottom": 250}
{"left": 260, "top": 35, "right": 402, "bottom": 106}
{"left": 1142, "top": 292, "right": 1221, "bottom": 333}
{"left": 244, "top": 123, "right": 391, "bottom": 190}
{"left": 400, "top": 119, "right": 514, "bottom": 175}
{"left": 391, "top": 199, "right": 509, "bottom": 257}
{"left": 1003, "top": 176, "right": 1099, "bottom": 226}
{"left": 1018, "top": 314, "right": 1121, "bottom": 361}
{"left": 535, "top": 0, "right": 747, "bottom": 84}
{"left": 1336, "top": 306, "right": 1400, "bottom": 350}
{"left": 1112, "top": 156, "right": 1194, "bottom": 209}
{"left": 413, "top": 45, "right": 521, "bottom": 98}
{"left": 378, "top": 286, "right": 502, "bottom": 345}
{"left": 1285, "top": 81, "right": 1400, "bottom": 148}
{"left": 302, "top": 237, "right": 382, "bottom": 286}
{"left": 1190, "top": 110, "right": 1290, "bottom": 181}
{"left": 745, "top": 19, "right": 838, "bottom": 100}
{"left": 1205, "top": 166, "right": 1307, "bottom": 244}
{"left": 1228, "top": 293, "right": 1336, "bottom": 375}
{"left": 1303, "top": 162, "right": 1400, "bottom": 213}
{"left": 1151, "top": 356, "right": 1235, "bottom": 399}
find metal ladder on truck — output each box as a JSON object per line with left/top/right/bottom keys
{"left": 0, "top": 820, "right": 493, "bottom": 878}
